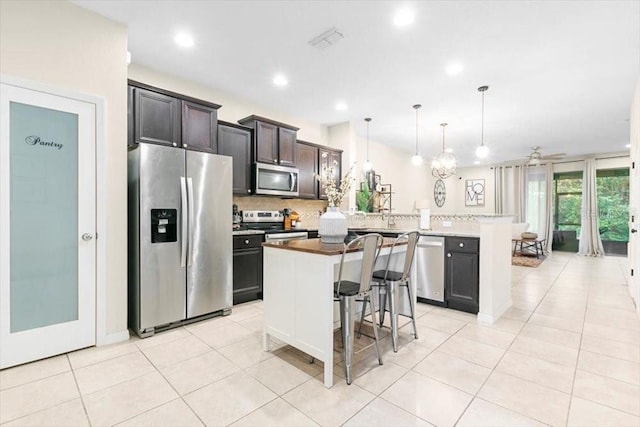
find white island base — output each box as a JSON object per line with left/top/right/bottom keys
{"left": 262, "top": 240, "right": 406, "bottom": 388}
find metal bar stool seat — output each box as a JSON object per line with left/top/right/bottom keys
{"left": 360, "top": 231, "right": 420, "bottom": 352}
{"left": 334, "top": 233, "right": 384, "bottom": 385}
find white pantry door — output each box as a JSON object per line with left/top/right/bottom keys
{"left": 0, "top": 82, "right": 96, "bottom": 369}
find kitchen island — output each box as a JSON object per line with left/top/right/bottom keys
{"left": 261, "top": 238, "right": 407, "bottom": 388}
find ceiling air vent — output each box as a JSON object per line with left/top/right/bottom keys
{"left": 308, "top": 27, "right": 344, "bottom": 50}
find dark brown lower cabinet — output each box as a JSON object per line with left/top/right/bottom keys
{"left": 233, "top": 235, "right": 263, "bottom": 304}
{"left": 445, "top": 237, "right": 479, "bottom": 314}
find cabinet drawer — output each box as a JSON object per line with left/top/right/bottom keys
{"left": 446, "top": 237, "right": 479, "bottom": 254}
{"left": 233, "top": 234, "right": 263, "bottom": 249}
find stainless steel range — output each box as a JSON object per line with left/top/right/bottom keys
{"left": 241, "top": 210, "right": 308, "bottom": 242}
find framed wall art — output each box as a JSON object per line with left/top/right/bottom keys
{"left": 465, "top": 179, "right": 485, "bottom": 206}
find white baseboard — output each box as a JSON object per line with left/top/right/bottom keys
{"left": 96, "top": 329, "right": 130, "bottom": 346}
{"left": 477, "top": 298, "right": 513, "bottom": 324}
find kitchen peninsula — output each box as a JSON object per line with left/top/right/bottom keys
{"left": 261, "top": 219, "right": 513, "bottom": 388}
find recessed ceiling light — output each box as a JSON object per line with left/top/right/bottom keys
{"left": 446, "top": 62, "right": 464, "bottom": 76}
{"left": 625, "top": 143, "right": 631, "bottom": 148}
{"left": 174, "top": 32, "right": 194, "bottom": 48}
{"left": 474, "top": 160, "right": 480, "bottom": 165}
{"left": 335, "top": 101, "right": 347, "bottom": 111}
{"left": 393, "top": 8, "right": 415, "bottom": 27}
{"left": 445, "top": 148, "right": 454, "bottom": 153}
{"left": 273, "top": 74, "right": 288, "bottom": 87}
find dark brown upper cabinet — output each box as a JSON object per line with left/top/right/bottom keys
{"left": 278, "top": 128, "right": 297, "bottom": 167}
{"left": 133, "top": 87, "right": 181, "bottom": 148}
{"left": 238, "top": 115, "right": 299, "bottom": 167}
{"left": 182, "top": 101, "right": 218, "bottom": 153}
{"left": 318, "top": 147, "right": 343, "bottom": 200}
{"left": 296, "top": 141, "right": 319, "bottom": 199}
{"left": 218, "top": 122, "right": 253, "bottom": 195}
{"left": 129, "top": 80, "right": 221, "bottom": 152}
{"left": 255, "top": 121, "right": 278, "bottom": 164}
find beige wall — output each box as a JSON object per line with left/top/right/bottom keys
{"left": 355, "top": 136, "right": 431, "bottom": 213}
{"left": 128, "top": 64, "right": 328, "bottom": 145}
{"left": 426, "top": 166, "right": 496, "bottom": 214}
{"left": 0, "top": 1, "right": 128, "bottom": 336}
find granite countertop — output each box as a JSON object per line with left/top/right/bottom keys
{"left": 232, "top": 229, "right": 266, "bottom": 236}
{"left": 348, "top": 228, "right": 480, "bottom": 238}
{"left": 262, "top": 237, "right": 405, "bottom": 255}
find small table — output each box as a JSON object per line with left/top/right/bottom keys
{"left": 512, "top": 238, "right": 546, "bottom": 259}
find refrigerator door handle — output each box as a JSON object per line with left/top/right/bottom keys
{"left": 187, "top": 177, "right": 195, "bottom": 267}
{"left": 180, "top": 176, "right": 188, "bottom": 267}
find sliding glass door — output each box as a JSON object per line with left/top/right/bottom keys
{"left": 596, "top": 168, "right": 630, "bottom": 255}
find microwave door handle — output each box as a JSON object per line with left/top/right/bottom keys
{"left": 180, "top": 177, "right": 188, "bottom": 267}
{"left": 187, "top": 177, "right": 195, "bottom": 267}
{"left": 290, "top": 172, "right": 296, "bottom": 192}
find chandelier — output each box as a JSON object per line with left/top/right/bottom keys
{"left": 431, "top": 123, "right": 456, "bottom": 179}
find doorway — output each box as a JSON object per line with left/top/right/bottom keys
{"left": 0, "top": 81, "right": 98, "bottom": 369}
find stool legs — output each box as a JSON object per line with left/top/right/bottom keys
{"left": 404, "top": 278, "right": 418, "bottom": 339}
{"left": 388, "top": 281, "right": 398, "bottom": 352}
{"left": 342, "top": 291, "right": 383, "bottom": 385}
{"left": 339, "top": 296, "right": 356, "bottom": 384}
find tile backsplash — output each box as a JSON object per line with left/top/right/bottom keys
{"left": 233, "top": 196, "right": 505, "bottom": 232}
{"left": 233, "top": 196, "right": 328, "bottom": 229}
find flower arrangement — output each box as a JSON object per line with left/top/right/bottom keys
{"left": 315, "top": 159, "right": 355, "bottom": 208}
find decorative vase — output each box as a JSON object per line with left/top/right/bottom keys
{"left": 319, "top": 206, "right": 348, "bottom": 243}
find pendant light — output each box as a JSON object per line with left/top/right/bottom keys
{"left": 475, "top": 85, "right": 490, "bottom": 159}
{"left": 431, "top": 123, "right": 456, "bottom": 179}
{"left": 363, "top": 117, "right": 374, "bottom": 172}
{"left": 411, "top": 104, "right": 423, "bottom": 166}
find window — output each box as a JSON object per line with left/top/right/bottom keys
{"left": 554, "top": 171, "right": 583, "bottom": 233}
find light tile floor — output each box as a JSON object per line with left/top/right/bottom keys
{"left": 1, "top": 253, "right": 639, "bottom": 426}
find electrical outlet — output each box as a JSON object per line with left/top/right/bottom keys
{"left": 443, "top": 221, "right": 452, "bottom": 227}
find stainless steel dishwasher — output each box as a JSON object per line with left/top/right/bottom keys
{"left": 416, "top": 235, "right": 445, "bottom": 304}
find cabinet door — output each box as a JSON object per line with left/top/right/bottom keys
{"left": 255, "top": 121, "right": 278, "bottom": 164}
{"left": 218, "top": 124, "right": 253, "bottom": 195}
{"left": 296, "top": 142, "right": 318, "bottom": 199}
{"left": 232, "top": 248, "right": 263, "bottom": 305}
{"left": 278, "top": 128, "right": 297, "bottom": 166}
{"left": 445, "top": 251, "right": 479, "bottom": 313}
{"left": 318, "top": 149, "right": 342, "bottom": 200}
{"left": 182, "top": 101, "right": 217, "bottom": 153}
{"left": 134, "top": 88, "right": 180, "bottom": 147}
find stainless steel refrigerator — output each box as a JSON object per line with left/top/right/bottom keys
{"left": 128, "top": 143, "right": 232, "bottom": 337}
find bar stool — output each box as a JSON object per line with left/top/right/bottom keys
{"left": 334, "top": 233, "right": 384, "bottom": 385}
{"left": 359, "top": 231, "right": 420, "bottom": 352}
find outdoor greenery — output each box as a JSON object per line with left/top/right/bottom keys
{"left": 553, "top": 169, "right": 629, "bottom": 243}
{"left": 596, "top": 169, "right": 630, "bottom": 242}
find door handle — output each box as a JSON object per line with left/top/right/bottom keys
{"left": 81, "top": 233, "right": 93, "bottom": 241}
{"left": 290, "top": 172, "right": 296, "bottom": 192}
{"left": 632, "top": 229, "right": 638, "bottom": 233}
{"left": 180, "top": 177, "right": 188, "bottom": 267}
{"left": 187, "top": 177, "right": 195, "bottom": 267}
{"left": 447, "top": 253, "right": 451, "bottom": 258}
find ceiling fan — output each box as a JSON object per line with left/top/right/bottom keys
{"left": 526, "top": 146, "right": 565, "bottom": 165}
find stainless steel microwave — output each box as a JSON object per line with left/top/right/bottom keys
{"left": 253, "top": 163, "right": 299, "bottom": 197}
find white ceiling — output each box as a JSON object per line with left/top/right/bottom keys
{"left": 76, "top": 0, "right": 639, "bottom": 166}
